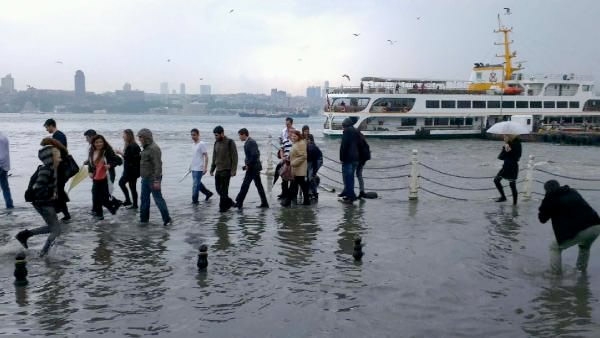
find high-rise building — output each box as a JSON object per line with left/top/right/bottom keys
{"left": 123, "top": 82, "right": 132, "bottom": 91}
{"left": 306, "top": 86, "right": 321, "bottom": 99}
{"left": 323, "top": 81, "right": 330, "bottom": 97}
{"left": 180, "top": 83, "right": 186, "bottom": 96}
{"left": 160, "top": 82, "right": 169, "bottom": 95}
{"left": 1, "top": 74, "right": 15, "bottom": 93}
{"left": 74, "top": 70, "right": 86, "bottom": 97}
{"left": 200, "top": 85, "right": 211, "bottom": 96}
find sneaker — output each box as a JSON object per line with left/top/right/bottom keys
{"left": 191, "top": 201, "right": 199, "bottom": 205}
{"left": 16, "top": 230, "right": 32, "bottom": 249}
{"left": 337, "top": 192, "right": 346, "bottom": 198}
{"left": 358, "top": 191, "right": 367, "bottom": 199}
{"left": 61, "top": 215, "right": 71, "bottom": 222}
{"left": 205, "top": 192, "right": 214, "bottom": 201}
{"left": 163, "top": 218, "right": 173, "bottom": 226}
{"left": 495, "top": 196, "right": 507, "bottom": 202}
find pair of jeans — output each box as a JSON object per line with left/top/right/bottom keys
{"left": 215, "top": 170, "right": 233, "bottom": 211}
{"left": 356, "top": 162, "right": 365, "bottom": 194}
{"left": 140, "top": 177, "right": 171, "bottom": 223}
{"left": 192, "top": 170, "right": 211, "bottom": 203}
{"left": 307, "top": 158, "right": 323, "bottom": 195}
{"left": 341, "top": 161, "right": 358, "bottom": 200}
{"left": 0, "top": 169, "right": 13, "bottom": 208}
{"left": 550, "top": 225, "right": 600, "bottom": 273}
{"left": 31, "top": 204, "right": 61, "bottom": 255}
{"left": 235, "top": 167, "right": 268, "bottom": 207}
{"left": 119, "top": 174, "right": 138, "bottom": 206}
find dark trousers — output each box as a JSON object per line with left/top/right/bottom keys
{"left": 236, "top": 168, "right": 268, "bottom": 207}
{"left": 215, "top": 170, "right": 233, "bottom": 211}
{"left": 31, "top": 204, "right": 61, "bottom": 255}
{"left": 494, "top": 175, "right": 518, "bottom": 204}
{"left": 92, "top": 178, "right": 115, "bottom": 217}
{"left": 119, "top": 174, "right": 138, "bottom": 206}
{"left": 0, "top": 168, "right": 13, "bottom": 208}
{"left": 287, "top": 176, "right": 310, "bottom": 205}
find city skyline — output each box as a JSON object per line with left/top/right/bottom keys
{"left": 2, "top": 0, "right": 600, "bottom": 95}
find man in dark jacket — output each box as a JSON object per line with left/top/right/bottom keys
{"left": 137, "top": 128, "right": 172, "bottom": 226}
{"left": 233, "top": 128, "right": 268, "bottom": 209}
{"left": 210, "top": 125, "right": 238, "bottom": 212}
{"left": 338, "top": 118, "right": 360, "bottom": 203}
{"left": 539, "top": 180, "right": 600, "bottom": 273}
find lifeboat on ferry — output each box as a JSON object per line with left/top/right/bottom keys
{"left": 503, "top": 86, "right": 523, "bottom": 95}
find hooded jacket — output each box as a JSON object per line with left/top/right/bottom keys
{"left": 26, "top": 145, "right": 57, "bottom": 204}
{"left": 139, "top": 130, "right": 163, "bottom": 180}
{"left": 539, "top": 185, "right": 600, "bottom": 244}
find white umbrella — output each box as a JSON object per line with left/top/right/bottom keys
{"left": 486, "top": 121, "right": 530, "bottom": 135}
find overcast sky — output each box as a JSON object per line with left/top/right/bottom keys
{"left": 2, "top": 0, "right": 600, "bottom": 95}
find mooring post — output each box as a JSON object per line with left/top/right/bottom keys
{"left": 409, "top": 149, "right": 419, "bottom": 200}
{"left": 265, "top": 134, "right": 274, "bottom": 177}
{"left": 523, "top": 154, "right": 535, "bottom": 201}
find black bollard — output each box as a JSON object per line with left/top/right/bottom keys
{"left": 14, "top": 253, "right": 28, "bottom": 286}
{"left": 197, "top": 244, "right": 208, "bottom": 270}
{"left": 352, "top": 237, "right": 364, "bottom": 261}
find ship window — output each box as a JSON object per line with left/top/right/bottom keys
{"left": 424, "top": 118, "right": 433, "bottom": 126}
{"left": 465, "top": 117, "right": 474, "bottom": 125}
{"left": 583, "top": 85, "right": 591, "bottom": 92}
{"left": 370, "top": 98, "right": 416, "bottom": 112}
{"left": 426, "top": 100, "right": 440, "bottom": 108}
{"left": 473, "top": 101, "right": 486, "bottom": 108}
{"left": 583, "top": 100, "right": 600, "bottom": 111}
{"left": 450, "top": 118, "right": 464, "bottom": 125}
{"left": 435, "top": 118, "right": 449, "bottom": 125}
{"left": 569, "top": 101, "right": 580, "bottom": 108}
{"left": 457, "top": 100, "right": 471, "bottom": 108}
{"left": 544, "top": 101, "right": 555, "bottom": 108}
{"left": 332, "top": 97, "right": 370, "bottom": 112}
{"left": 401, "top": 118, "right": 417, "bottom": 126}
{"left": 502, "top": 101, "right": 515, "bottom": 108}
{"left": 557, "top": 101, "right": 568, "bottom": 108}
{"left": 441, "top": 100, "right": 456, "bottom": 108}
{"left": 476, "top": 72, "right": 482, "bottom": 80}
{"left": 530, "top": 101, "right": 542, "bottom": 108}
{"left": 574, "top": 117, "right": 583, "bottom": 123}
{"left": 487, "top": 101, "right": 500, "bottom": 108}
{"left": 516, "top": 101, "right": 528, "bottom": 108}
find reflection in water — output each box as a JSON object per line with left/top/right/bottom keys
{"left": 522, "top": 273, "right": 595, "bottom": 336}
{"left": 34, "top": 266, "right": 72, "bottom": 332}
{"left": 15, "top": 285, "right": 28, "bottom": 307}
{"left": 237, "top": 213, "right": 267, "bottom": 246}
{"left": 275, "top": 207, "right": 319, "bottom": 268}
{"left": 336, "top": 203, "right": 366, "bottom": 261}
{"left": 214, "top": 213, "right": 233, "bottom": 251}
{"left": 481, "top": 205, "right": 521, "bottom": 280}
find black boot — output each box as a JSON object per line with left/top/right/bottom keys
{"left": 16, "top": 230, "right": 32, "bottom": 249}
{"left": 510, "top": 182, "right": 518, "bottom": 205}
{"left": 494, "top": 176, "right": 506, "bottom": 202}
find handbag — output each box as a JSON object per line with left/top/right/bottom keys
{"left": 65, "top": 155, "right": 80, "bottom": 179}
{"left": 279, "top": 162, "right": 293, "bottom": 181}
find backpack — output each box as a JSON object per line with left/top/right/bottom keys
{"left": 358, "top": 132, "right": 371, "bottom": 162}
{"left": 307, "top": 142, "right": 322, "bottom": 163}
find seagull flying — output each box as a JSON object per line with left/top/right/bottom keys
{"left": 504, "top": 7, "right": 511, "bottom": 15}
{"left": 352, "top": 33, "right": 360, "bottom": 37}
{"left": 297, "top": 58, "right": 303, "bottom": 62}
{"left": 416, "top": 16, "right": 421, "bottom": 20}
{"left": 55, "top": 61, "right": 63, "bottom": 64}
{"left": 229, "top": 9, "right": 234, "bottom": 13}
{"left": 199, "top": 78, "right": 204, "bottom": 81}
{"left": 342, "top": 74, "right": 351, "bottom": 81}
{"left": 167, "top": 59, "right": 171, "bottom": 62}
{"left": 387, "top": 39, "right": 397, "bottom": 45}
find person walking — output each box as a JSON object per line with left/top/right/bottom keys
{"left": 234, "top": 128, "right": 268, "bottom": 209}
{"left": 189, "top": 128, "right": 213, "bottom": 204}
{"left": 302, "top": 125, "right": 322, "bottom": 201}
{"left": 210, "top": 126, "right": 237, "bottom": 212}
{"left": 16, "top": 144, "right": 63, "bottom": 256}
{"left": 87, "top": 135, "right": 122, "bottom": 220}
{"left": 44, "top": 119, "right": 70, "bottom": 219}
{"left": 494, "top": 134, "right": 522, "bottom": 205}
{"left": 282, "top": 130, "right": 310, "bottom": 207}
{"left": 539, "top": 180, "right": 600, "bottom": 273}
{"left": 115, "top": 129, "right": 141, "bottom": 209}
{"left": 83, "top": 129, "right": 122, "bottom": 214}
{"left": 137, "top": 128, "right": 172, "bottom": 226}
{"left": 44, "top": 118, "right": 67, "bottom": 148}
{"left": 0, "top": 131, "right": 14, "bottom": 209}
{"left": 338, "top": 118, "right": 360, "bottom": 203}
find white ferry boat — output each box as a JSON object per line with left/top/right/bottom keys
{"left": 322, "top": 16, "right": 600, "bottom": 138}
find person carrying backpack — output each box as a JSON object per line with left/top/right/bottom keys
{"left": 16, "top": 144, "right": 63, "bottom": 256}
{"left": 356, "top": 131, "right": 371, "bottom": 199}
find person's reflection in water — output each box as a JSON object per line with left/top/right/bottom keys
{"left": 275, "top": 207, "right": 319, "bottom": 268}
{"left": 34, "top": 267, "right": 71, "bottom": 331}
{"left": 335, "top": 203, "right": 366, "bottom": 261}
{"left": 522, "top": 273, "right": 593, "bottom": 336}
{"left": 92, "top": 227, "right": 113, "bottom": 267}
{"left": 481, "top": 204, "right": 522, "bottom": 280}
{"left": 214, "top": 213, "right": 233, "bottom": 251}
{"left": 238, "top": 213, "right": 267, "bottom": 246}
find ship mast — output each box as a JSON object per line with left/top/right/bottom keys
{"left": 494, "top": 14, "right": 519, "bottom": 82}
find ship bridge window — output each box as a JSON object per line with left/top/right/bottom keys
{"left": 441, "top": 100, "right": 456, "bottom": 108}
{"left": 473, "top": 101, "right": 486, "bottom": 108}
{"left": 457, "top": 100, "right": 471, "bottom": 108}
{"left": 583, "top": 100, "right": 600, "bottom": 111}
{"left": 569, "top": 101, "right": 580, "bottom": 108}
{"left": 583, "top": 85, "right": 591, "bottom": 92}
{"left": 370, "top": 98, "right": 416, "bottom": 113}
{"left": 426, "top": 100, "right": 440, "bottom": 108}
{"left": 401, "top": 118, "right": 417, "bottom": 126}
{"left": 487, "top": 101, "right": 500, "bottom": 108}
{"left": 332, "top": 97, "right": 370, "bottom": 112}
{"left": 544, "top": 101, "right": 555, "bottom": 108}
{"left": 516, "top": 101, "right": 528, "bottom": 108}
{"left": 476, "top": 72, "right": 482, "bottom": 80}
{"left": 557, "top": 101, "right": 568, "bottom": 108}
{"left": 502, "top": 101, "right": 515, "bottom": 109}
{"left": 435, "top": 117, "right": 449, "bottom": 125}
{"left": 530, "top": 101, "right": 542, "bottom": 108}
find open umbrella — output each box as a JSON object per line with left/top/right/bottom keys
{"left": 486, "top": 121, "right": 530, "bottom": 135}
{"left": 68, "top": 165, "right": 89, "bottom": 192}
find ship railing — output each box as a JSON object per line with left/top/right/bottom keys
{"left": 312, "top": 150, "right": 600, "bottom": 202}
{"left": 523, "top": 73, "right": 594, "bottom": 81}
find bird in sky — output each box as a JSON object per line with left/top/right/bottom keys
{"left": 504, "top": 7, "right": 511, "bottom": 15}
{"left": 229, "top": 9, "right": 234, "bottom": 13}
{"left": 387, "top": 39, "right": 397, "bottom": 45}
{"left": 199, "top": 78, "right": 204, "bottom": 81}
{"left": 55, "top": 61, "right": 63, "bottom": 64}
{"left": 342, "top": 74, "right": 351, "bottom": 81}
{"left": 167, "top": 59, "right": 171, "bottom": 62}
{"left": 297, "top": 58, "right": 303, "bottom": 62}
{"left": 352, "top": 33, "right": 360, "bottom": 37}
{"left": 416, "top": 16, "right": 421, "bottom": 20}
